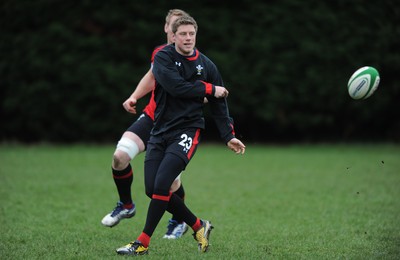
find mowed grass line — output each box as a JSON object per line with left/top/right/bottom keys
{"left": 0, "top": 143, "right": 399, "bottom": 259}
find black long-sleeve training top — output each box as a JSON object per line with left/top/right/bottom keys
{"left": 151, "top": 44, "right": 235, "bottom": 144}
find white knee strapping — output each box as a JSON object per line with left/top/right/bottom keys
{"left": 116, "top": 137, "right": 140, "bottom": 160}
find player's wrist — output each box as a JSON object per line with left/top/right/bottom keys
{"left": 224, "top": 135, "right": 236, "bottom": 145}
{"left": 211, "top": 85, "right": 216, "bottom": 96}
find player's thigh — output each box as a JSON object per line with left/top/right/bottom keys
{"left": 144, "top": 138, "right": 165, "bottom": 197}
{"left": 125, "top": 113, "right": 153, "bottom": 150}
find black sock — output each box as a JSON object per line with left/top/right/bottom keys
{"left": 167, "top": 193, "right": 197, "bottom": 227}
{"left": 112, "top": 164, "right": 133, "bottom": 205}
{"left": 171, "top": 185, "right": 185, "bottom": 222}
{"left": 143, "top": 195, "right": 169, "bottom": 237}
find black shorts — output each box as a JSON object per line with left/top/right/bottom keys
{"left": 146, "top": 128, "right": 202, "bottom": 166}
{"left": 126, "top": 113, "right": 153, "bottom": 149}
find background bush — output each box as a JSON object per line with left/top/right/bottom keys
{"left": 1, "top": 0, "right": 399, "bottom": 143}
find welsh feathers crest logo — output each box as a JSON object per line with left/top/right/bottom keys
{"left": 196, "top": 65, "right": 203, "bottom": 75}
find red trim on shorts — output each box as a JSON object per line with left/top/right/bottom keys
{"left": 152, "top": 193, "right": 172, "bottom": 202}
{"left": 187, "top": 129, "right": 201, "bottom": 159}
{"left": 113, "top": 170, "right": 133, "bottom": 179}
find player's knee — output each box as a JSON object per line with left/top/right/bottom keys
{"left": 112, "top": 152, "right": 127, "bottom": 170}
{"left": 170, "top": 178, "right": 181, "bottom": 193}
{"left": 116, "top": 137, "right": 140, "bottom": 159}
{"left": 113, "top": 137, "right": 140, "bottom": 169}
{"left": 154, "top": 188, "right": 170, "bottom": 198}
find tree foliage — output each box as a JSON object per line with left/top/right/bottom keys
{"left": 1, "top": 0, "right": 399, "bottom": 143}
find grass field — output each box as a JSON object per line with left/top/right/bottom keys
{"left": 1, "top": 143, "right": 399, "bottom": 259}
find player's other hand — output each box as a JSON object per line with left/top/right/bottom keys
{"left": 123, "top": 97, "right": 138, "bottom": 114}
{"left": 214, "top": 86, "right": 229, "bottom": 98}
{"left": 227, "top": 138, "right": 246, "bottom": 155}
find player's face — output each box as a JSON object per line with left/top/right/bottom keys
{"left": 173, "top": 24, "right": 196, "bottom": 56}
{"left": 165, "top": 15, "right": 180, "bottom": 44}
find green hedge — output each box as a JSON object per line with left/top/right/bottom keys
{"left": 1, "top": 0, "right": 399, "bottom": 143}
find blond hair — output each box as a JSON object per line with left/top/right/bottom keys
{"left": 165, "top": 9, "right": 190, "bottom": 25}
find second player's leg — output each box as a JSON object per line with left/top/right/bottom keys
{"left": 101, "top": 131, "right": 145, "bottom": 227}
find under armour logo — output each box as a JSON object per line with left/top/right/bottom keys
{"left": 175, "top": 61, "right": 181, "bottom": 66}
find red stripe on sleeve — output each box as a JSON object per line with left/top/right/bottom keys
{"left": 201, "top": 81, "right": 213, "bottom": 95}
{"left": 230, "top": 123, "right": 236, "bottom": 136}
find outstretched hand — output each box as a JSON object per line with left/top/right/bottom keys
{"left": 122, "top": 97, "right": 138, "bottom": 114}
{"left": 227, "top": 138, "right": 246, "bottom": 155}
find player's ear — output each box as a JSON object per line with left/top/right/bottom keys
{"left": 164, "top": 23, "right": 169, "bottom": 33}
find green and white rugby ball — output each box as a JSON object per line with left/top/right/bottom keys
{"left": 347, "top": 66, "right": 380, "bottom": 100}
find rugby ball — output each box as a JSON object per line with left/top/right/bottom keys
{"left": 347, "top": 66, "right": 380, "bottom": 100}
